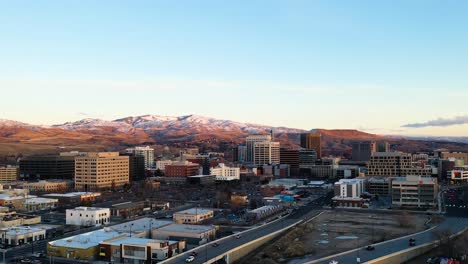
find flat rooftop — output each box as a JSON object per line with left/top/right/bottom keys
{"left": 158, "top": 224, "right": 215, "bottom": 234}
{"left": 49, "top": 229, "right": 126, "bottom": 249}
{"left": 68, "top": 207, "right": 109, "bottom": 211}
{"left": 44, "top": 192, "right": 100, "bottom": 198}
{"left": 101, "top": 237, "right": 177, "bottom": 246}
{"left": 175, "top": 208, "right": 213, "bottom": 215}
{"left": 1, "top": 226, "right": 45, "bottom": 235}
{"left": 110, "top": 218, "right": 172, "bottom": 233}
{"left": 23, "top": 197, "right": 58, "bottom": 204}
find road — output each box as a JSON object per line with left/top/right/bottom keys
{"left": 307, "top": 216, "right": 468, "bottom": 264}
{"left": 162, "top": 198, "right": 328, "bottom": 264}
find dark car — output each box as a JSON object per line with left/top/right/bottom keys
{"left": 409, "top": 238, "right": 416, "bottom": 246}
{"left": 190, "top": 251, "right": 198, "bottom": 256}
{"left": 212, "top": 242, "right": 219, "bottom": 247}
{"left": 365, "top": 245, "right": 375, "bottom": 251}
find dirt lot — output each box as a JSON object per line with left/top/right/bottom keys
{"left": 240, "top": 210, "right": 430, "bottom": 264}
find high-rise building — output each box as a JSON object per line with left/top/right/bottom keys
{"left": 75, "top": 152, "right": 129, "bottom": 191}
{"left": 20, "top": 155, "right": 75, "bottom": 180}
{"left": 299, "top": 149, "right": 317, "bottom": 165}
{"left": 280, "top": 149, "right": 299, "bottom": 175}
{"left": 367, "top": 152, "right": 412, "bottom": 177}
{"left": 237, "top": 145, "right": 247, "bottom": 163}
{"left": 125, "top": 154, "right": 145, "bottom": 181}
{"left": 246, "top": 135, "right": 272, "bottom": 163}
{"left": 126, "top": 146, "right": 155, "bottom": 169}
{"left": 0, "top": 166, "right": 19, "bottom": 183}
{"left": 253, "top": 141, "right": 280, "bottom": 166}
{"left": 440, "top": 152, "right": 468, "bottom": 165}
{"left": 376, "top": 141, "right": 390, "bottom": 152}
{"left": 351, "top": 141, "right": 376, "bottom": 162}
{"left": 300, "top": 132, "right": 322, "bottom": 158}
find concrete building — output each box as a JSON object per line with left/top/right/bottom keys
{"left": 98, "top": 237, "right": 186, "bottom": 263}
{"left": 366, "top": 177, "right": 392, "bottom": 196}
{"left": 367, "top": 152, "right": 413, "bottom": 177}
{"left": 335, "top": 166, "right": 360, "bottom": 179}
{"left": 23, "top": 197, "right": 58, "bottom": 212}
{"left": 23, "top": 180, "right": 73, "bottom": 193}
{"left": 0, "top": 166, "right": 19, "bottom": 183}
{"left": 253, "top": 141, "right": 280, "bottom": 166}
{"left": 376, "top": 141, "right": 390, "bottom": 152}
{"left": 246, "top": 134, "right": 272, "bottom": 163}
{"left": 75, "top": 152, "right": 129, "bottom": 191}
{"left": 352, "top": 141, "right": 376, "bottom": 162}
{"left": 440, "top": 152, "right": 468, "bottom": 165}
{"left": 19, "top": 155, "right": 75, "bottom": 180}
{"left": 0, "top": 226, "right": 46, "bottom": 246}
{"left": 173, "top": 208, "right": 214, "bottom": 224}
{"left": 402, "top": 166, "right": 434, "bottom": 177}
{"left": 300, "top": 132, "right": 322, "bottom": 159}
{"left": 299, "top": 164, "right": 336, "bottom": 178}
{"left": 151, "top": 224, "right": 216, "bottom": 244}
{"left": 66, "top": 207, "right": 110, "bottom": 227}
{"left": 299, "top": 149, "right": 317, "bottom": 166}
{"left": 164, "top": 161, "right": 199, "bottom": 177}
{"left": 126, "top": 146, "right": 155, "bottom": 169}
{"left": 0, "top": 208, "right": 41, "bottom": 228}
{"left": 449, "top": 166, "right": 468, "bottom": 184}
{"left": 332, "top": 178, "right": 366, "bottom": 207}
{"left": 156, "top": 160, "right": 173, "bottom": 172}
{"left": 391, "top": 175, "right": 438, "bottom": 208}
{"left": 210, "top": 163, "right": 240, "bottom": 181}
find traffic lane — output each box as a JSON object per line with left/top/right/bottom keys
{"left": 314, "top": 217, "right": 467, "bottom": 264}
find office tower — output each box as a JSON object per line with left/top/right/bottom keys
{"left": 351, "top": 141, "right": 376, "bottom": 162}
{"left": 376, "top": 141, "right": 390, "bottom": 152}
{"left": 125, "top": 154, "right": 145, "bottom": 181}
{"left": 367, "top": 152, "right": 412, "bottom": 177}
{"left": 20, "top": 155, "right": 75, "bottom": 180}
{"left": 253, "top": 141, "right": 280, "bottom": 166}
{"left": 280, "top": 149, "right": 299, "bottom": 175}
{"left": 299, "top": 149, "right": 317, "bottom": 165}
{"left": 300, "top": 132, "right": 322, "bottom": 158}
{"left": 237, "top": 145, "right": 247, "bottom": 163}
{"left": 126, "top": 146, "right": 155, "bottom": 169}
{"left": 75, "top": 152, "right": 129, "bottom": 191}
{"left": 0, "top": 166, "right": 19, "bottom": 183}
{"left": 246, "top": 134, "right": 272, "bottom": 163}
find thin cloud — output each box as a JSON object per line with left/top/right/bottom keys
{"left": 402, "top": 115, "right": 468, "bottom": 128}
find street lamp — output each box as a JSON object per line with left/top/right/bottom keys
{"left": 129, "top": 223, "right": 134, "bottom": 237}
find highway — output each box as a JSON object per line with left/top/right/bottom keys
{"left": 307, "top": 216, "right": 468, "bottom": 264}
{"left": 162, "top": 199, "right": 326, "bottom": 264}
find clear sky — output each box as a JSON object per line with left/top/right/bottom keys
{"left": 0, "top": 0, "right": 467, "bottom": 136}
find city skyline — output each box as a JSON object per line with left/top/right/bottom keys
{"left": 1, "top": 1, "right": 467, "bottom": 136}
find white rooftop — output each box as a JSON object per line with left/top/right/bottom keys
{"left": 101, "top": 237, "right": 176, "bottom": 246}
{"left": 1, "top": 226, "right": 45, "bottom": 235}
{"left": 68, "top": 206, "right": 109, "bottom": 211}
{"left": 49, "top": 229, "right": 126, "bottom": 249}
{"left": 110, "top": 218, "right": 172, "bottom": 233}
{"left": 44, "top": 192, "right": 100, "bottom": 197}
{"left": 175, "top": 208, "right": 213, "bottom": 215}
{"left": 23, "top": 197, "right": 58, "bottom": 204}
{"left": 158, "top": 224, "right": 215, "bottom": 234}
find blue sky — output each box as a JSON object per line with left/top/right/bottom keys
{"left": 0, "top": 1, "right": 467, "bottom": 136}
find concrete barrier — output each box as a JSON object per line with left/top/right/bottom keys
{"left": 365, "top": 228, "right": 468, "bottom": 264}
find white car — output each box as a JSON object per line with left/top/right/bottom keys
{"left": 185, "top": 256, "right": 195, "bottom": 263}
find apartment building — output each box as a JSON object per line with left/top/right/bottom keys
{"left": 126, "top": 146, "right": 155, "bottom": 169}
{"left": 75, "top": 152, "right": 129, "bottom": 191}
{"left": 0, "top": 166, "right": 19, "bottom": 183}
{"left": 391, "top": 175, "right": 438, "bottom": 208}
{"left": 367, "top": 152, "right": 413, "bottom": 177}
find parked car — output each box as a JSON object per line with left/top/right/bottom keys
{"left": 185, "top": 256, "right": 195, "bottom": 263}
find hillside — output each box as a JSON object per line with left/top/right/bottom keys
{"left": 0, "top": 116, "right": 467, "bottom": 160}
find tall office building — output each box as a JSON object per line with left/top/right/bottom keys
{"left": 20, "top": 155, "right": 75, "bottom": 180}
{"left": 376, "top": 141, "right": 390, "bottom": 152}
{"left": 367, "top": 152, "right": 412, "bottom": 177}
{"left": 126, "top": 146, "right": 155, "bottom": 169}
{"left": 75, "top": 152, "right": 129, "bottom": 191}
{"left": 237, "top": 145, "right": 247, "bottom": 163}
{"left": 300, "top": 132, "right": 322, "bottom": 159}
{"left": 351, "top": 141, "right": 376, "bottom": 162}
{"left": 253, "top": 141, "right": 280, "bottom": 166}
{"left": 246, "top": 135, "right": 272, "bottom": 163}
{"left": 0, "top": 166, "right": 19, "bottom": 183}
{"left": 280, "top": 149, "right": 299, "bottom": 175}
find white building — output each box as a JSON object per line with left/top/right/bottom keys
{"left": 254, "top": 141, "right": 280, "bottom": 166}
{"left": 156, "top": 160, "right": 173, "bottom": 172}
{"left": 66, "top": 207, "right": 110, "bottom": 227}
{"left": 333, "top": 179, "right": 365, "bottom": 198}
{"left": 449, "top": 166, "right": 468, "bottom": 183}
{"left": 0, "top": 226, "right": 46, "bottom": 246}
{"left": 173, "top": 208, "right": 214, "bottom": 224}
{"left": 126, "top": 146, "right": 155, "bottom": 169}
{"left": 210, "top": 164, "right": 240, "bottom": 181}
